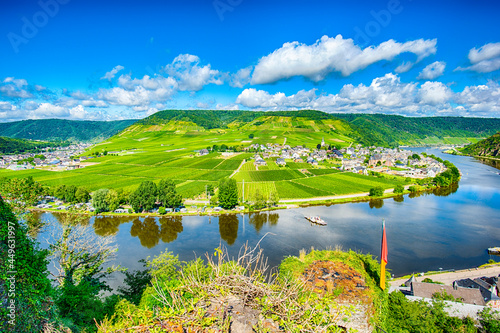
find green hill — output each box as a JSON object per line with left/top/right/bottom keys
{"left": 0, "top": 119, "right": 137, "bottom": 142}
{"left": 0, "top": 136, "right": 63, "bottom": 155}
{"left": 460, "top": 132, "right": 500, "bottom": 158}
{"left": 138, "top": 110, "right": 500, "bottom": 147}
{"left": 332, "top": 114, "right": 500, "bottom": 146}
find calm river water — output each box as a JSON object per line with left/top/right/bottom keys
{"left": 37, "top": 149, "right": 500, "bottom": 289}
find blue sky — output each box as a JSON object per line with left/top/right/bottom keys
{"left": 1, "top": 0, "right": 500, "bottom": 121}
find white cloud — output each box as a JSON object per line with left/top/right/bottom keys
{"left": 101, "top": 65, "right": 125, "bottom": 80}
{"left": 456, "top": 81, "right": 500, "bottom": 112}
{"left": 418, "top": 81, "right": 453, "bottom": 105}
{"left": 456, "top": 42, "right": 500, "bottom": 73}
{"left": 196, "top": 102, "right": 210, "bottom": 109}
{"left": 417, "top": 61, "right": 446, "bottom": 80}
{"left": 0, "top": 101, "right": 16, "bottom": 111}
{"left": 251, "top": 35, "right": 437, "bottom": 84}
{"left": 237, "top": 73, "right": 461, "bottom": 115}
{"left": 163, "top": 54, "right": 223, "bottom": 91}
{"left": 0, "top": 77, "right": 33, "bottom": 98}
{"left": 29, "top": 103, "right": 68, "bottom": 118}
{"left": 394, "top": 62, "right": 415, "bottom": 73}
{"left": 230, "top": 66, "right": 253, "bottom": 88}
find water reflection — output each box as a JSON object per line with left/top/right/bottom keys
{"left": 219, "top": 214, "right": 239, "bottom": 245}
{"left": 94, "top": 216, "right": 131, "bottom": 236}
{"left": 432, "top": 183, "right": 459, "bottom": 196}
{"left": 369, "top": 199, "right": 384, "bottom": 209}
{"left": 248, "top": 212, "right": 279, "bottom": 233}
{"left": 130, "top": 217, "right": 160, "bottom": 248}
{"left": 393, "top": 196, "right": 404, "bottom": 203}
{"left": 478, "top": 158, "right": 500, "bottom": 170}
{"left": 159, "top": 217, "right": 183, "bottom": 243}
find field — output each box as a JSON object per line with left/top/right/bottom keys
{"left": 0, "top": 116, "right": 410, "bottom": 201}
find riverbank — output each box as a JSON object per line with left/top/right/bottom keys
{"left": 390, "top": 263, "right": 500, "bottom": 287}
{"left": 30, "top": 185, "right": 418, "bottom": 218}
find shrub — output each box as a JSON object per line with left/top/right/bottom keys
{"left": 369, "top": 186, "right": 384, "bottom": 197}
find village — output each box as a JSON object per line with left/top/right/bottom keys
{"left": 229, "top": 138, "right": 447, "bottom": 179}
{"left": 0, "top": 143, "right": 93, "bottom": 171}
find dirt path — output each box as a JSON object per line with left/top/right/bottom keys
{"left": 229, "top": 159, "right": 246, "bottom": 178}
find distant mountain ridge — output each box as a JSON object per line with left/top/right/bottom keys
{"left": 1, "top": 111, "right": 500, "bottom": 147}
{"left": 0, "top": 119, "right": 137, "bottom": 142}
{"left": 460, "top": 132, "right": 500, "bottom": 158}
{"left": 138, "top": 110, "right": 500, "bottom": 147}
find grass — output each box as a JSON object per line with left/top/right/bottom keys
{"left": 0, "top": 118, "right": 409, "bottom": 202}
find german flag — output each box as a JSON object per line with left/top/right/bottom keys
{"left": 380, "top": 220, "right": 388, "bottom": 290}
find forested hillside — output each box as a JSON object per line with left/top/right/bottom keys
{"left": 332, "top": 114, "right": 500, "bottom": 146}
{"left": 1, "top": 111, "right": 499, "bottom": 147}
{"left": 0, "top": 119, "right": 137, "bottom": 142}
{"left": 460, "top": 132, "right": 500, "bottom": 158}
{"left": 0, "top": 137, "right": 65, "bottom": 155}
{"left": 139, "top": 110, "right": 500, "bottom": 147}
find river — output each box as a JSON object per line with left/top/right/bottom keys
{"left": 36, "top": 149, "right": 500, "bottom": 289}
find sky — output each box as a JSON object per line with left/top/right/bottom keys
{"left": 1, "top": 0, "right": 500, "bottom": 121}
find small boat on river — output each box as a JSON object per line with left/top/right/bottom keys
{"left": 305, "top": 216, "right": 327, "bottom": 226}
{"left": 488, "top": 247, "right": 500, "bottom": 255}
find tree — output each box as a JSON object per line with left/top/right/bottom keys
{"left": 48, "top": 210, "right": 122, "bottom": 331}
{"left": 64, "top": 185, "right": 78, "bottom": 203}
{"left": 268, "top": 191, "right": 279, "bottom": 207}
{"left": 130, "top": 181, "right": 157, "bottom": 212}
{"left": 218, "top": 178, "right": 238, "bottom": 209}
{"left": 394, "top": 184, "right": 405, "bottom": 194}
{"left": 0, "top": 197, "right": 57, "bottom": 332}
{"left": 369, "top": 186, "right": 384, "bottom": 197}
{"left": 92, "top": 188, "right": 109, "bottom": 213}
{"left": 117, "top": 260, "right": 151, "bottom": 306}
{"left": 253, "top": 189, "right": 267, "bottom": 210}
{"left": 317, "top": 143, "right": 322, "bottom": 150}
{"left": 0, "top": 176, "right": 45, "bottom": 207}
{"left": 249, "top": 133, "right": 254, "bottom": 139}
{"left": 157, "top": 179, "right": 182, "bottom": 208}
{"left": 106, "top": 189, "right": 120, "bottom": 212}
{"left": 55, "top": 184, "right": 67, "bottom": 200}
{"left": 75, "top": 187, "right": 90, "bottom": 203}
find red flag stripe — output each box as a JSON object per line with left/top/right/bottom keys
{"left": 381, "top": 223, "right": 388, "bottom": 263}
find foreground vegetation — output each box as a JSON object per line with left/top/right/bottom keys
{"left": 2, "top": 197, "right": 499, "bottom": 332}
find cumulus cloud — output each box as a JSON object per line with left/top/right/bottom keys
{"left": 237, "top": 73, "right": 460, "bottom": 115}
{"left": 418, "top": 81, "right": 453, "bottom": 105}
{"left": 101, "top": 65, "right": 125, "bottom": 80}
{"left": 456, "top": 42, "right": 500, "bottom": 73}
{"left": 0, "top": 77, "right": 33, "bottom": 99}
{"left": 163, "top": 54, "right": 223, "bottom": 91}
{"left": 230, "top": 66, "right": 253, "bottom": 88}
{"left": 417, "top": 61, "right": 446, "bottom": 80}
{"left": 456, "top": 81, "right": 500, "bottom": 112}
{"left": 251, "top": 35, "right": 437, "bottom": 84}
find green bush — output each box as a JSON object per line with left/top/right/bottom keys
{"left": 369, "top": 186, "right": 384, "bottom": 196}
{"left": 394, "top": 184, "right": 405, "bottom": 194}
{"left": 0, "top": 197, "right": 58, "bottom": 332}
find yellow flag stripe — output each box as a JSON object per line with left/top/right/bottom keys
{"left": 380, "top": 260, "right": 386, "bottom": 290}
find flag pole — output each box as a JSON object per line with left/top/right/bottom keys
{"left": 380, "top": 219, "right": 388, "bottom": 290}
